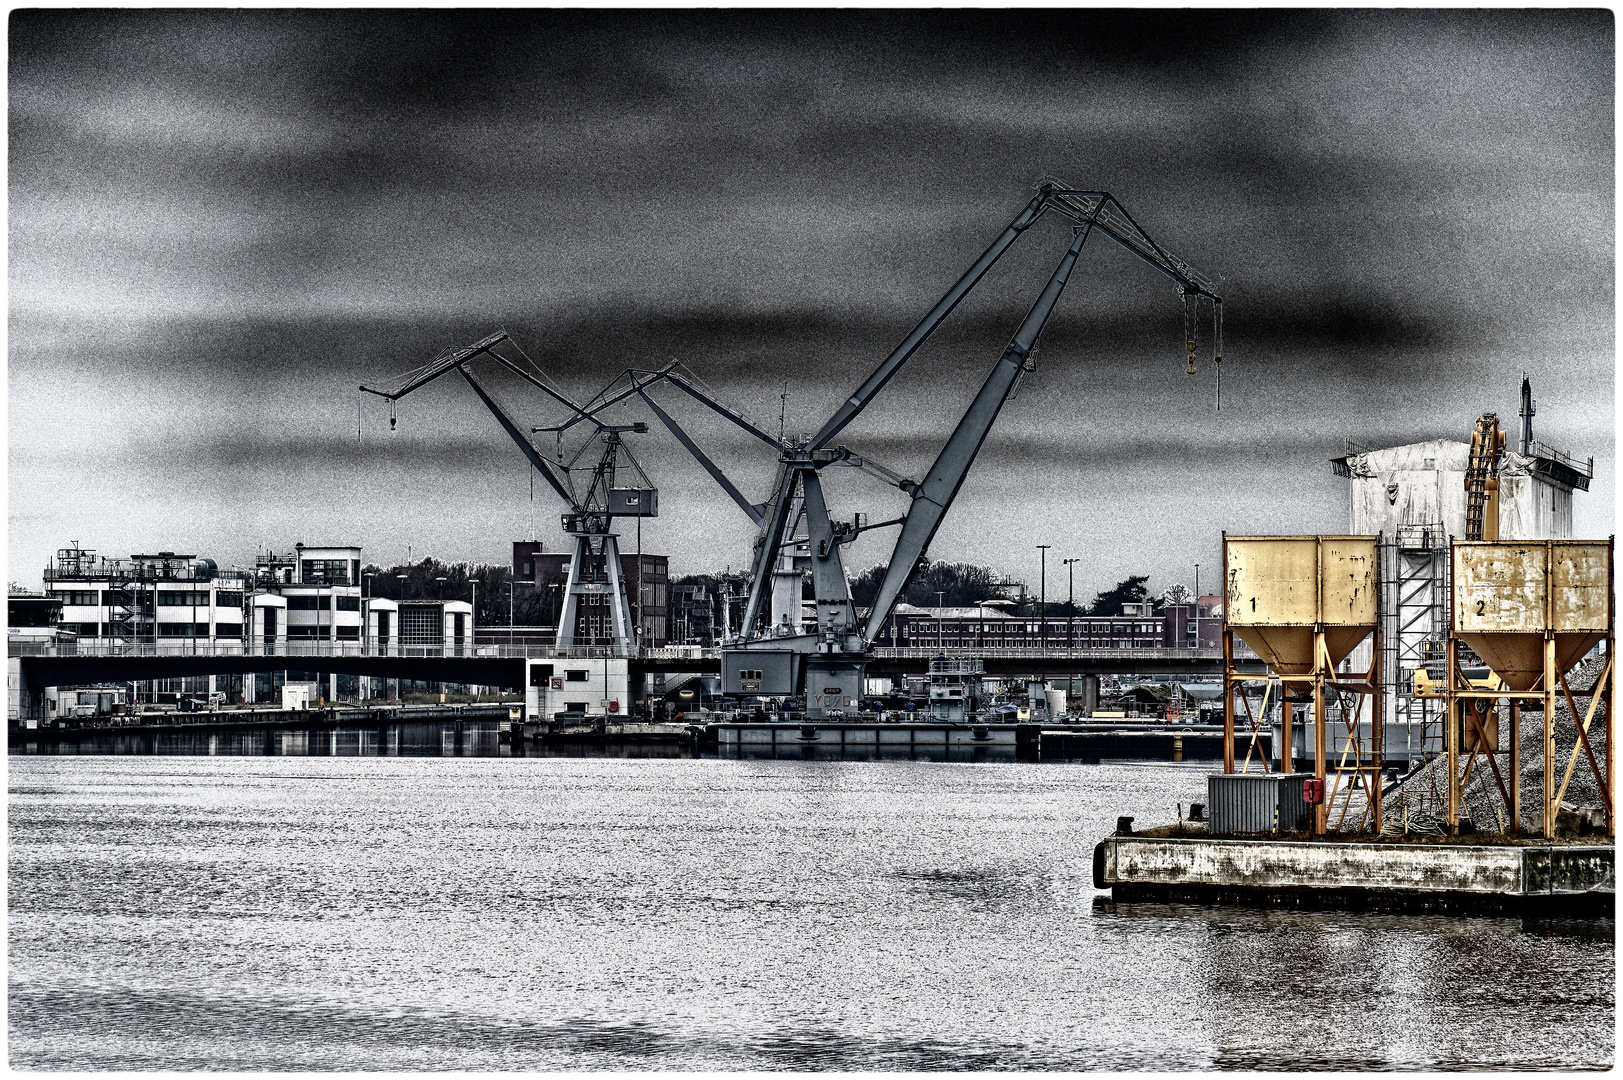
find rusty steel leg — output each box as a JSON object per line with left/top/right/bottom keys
{"left": 1314, "top": 639, "right": 1328, "bottom": 837}
{"left": 1223, "top": 630, "right": 1235, "bottom": 774}
{"left": 1509, "top": 702, "right": 1521, "bottom": 833}
{"left": 1446, "top": 636, "right": 1460, "bottom": 835}
{"left": 1609, "top": 639, "right": 1616, "bottom": 839}
{"left": 1544, "top": 636, "right": 1557, "bottom": 840}
{"left": 1372, "top": 662, "right": 1384, "bottom": 837}
{"left": 1281, "top": 681, "right": 1294, "bottom": 776}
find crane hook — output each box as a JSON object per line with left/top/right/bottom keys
{"left": 389, "top": 399, "right": 397, "bottom": 430}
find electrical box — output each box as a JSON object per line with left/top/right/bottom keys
{"left": 608, "top": 488, "right": 659, "bottom": 517}
{"left": 722, "top": 648, "right": 800, "bottom": 696}
{"left": 1207, "top": 773, "right": 1314, "bottom": 834}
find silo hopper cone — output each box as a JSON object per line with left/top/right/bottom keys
{"left": 1455, "top": 630, "right": 1605, "bottom": 692}
{"left": 1230, "top": 625, "right": 1314, "bottom": 675}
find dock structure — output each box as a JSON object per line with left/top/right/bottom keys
{"left": 1093, "top": 832, "right": 1614, "bottom": 916}
{"left": 1096, "top": 534, "right": 1615, "bottom": 916}
{"left": 711, "top": 720, "right": 1025, "bottom": 754}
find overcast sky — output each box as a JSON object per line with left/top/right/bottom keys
{"left": 8, "top": 8, "right": 1614, "bottom": 602}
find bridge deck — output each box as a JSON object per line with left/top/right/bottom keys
{"left": 9, "top": 642, "right": 1261, "bottom": 687}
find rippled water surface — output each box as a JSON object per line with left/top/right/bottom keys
{"left": 9, "top": 756, "right": 1614, "bottom": 1070}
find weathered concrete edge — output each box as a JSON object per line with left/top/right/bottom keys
{"left": 1093, "top": 836, "right": 1615, "bottom": 901}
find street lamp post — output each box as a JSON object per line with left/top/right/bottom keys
{"left": 1037, "top": 545, "right": 1050, "bottom": 650}
{"left": 1063, "top": 557, "right": 1079, "bottom": 650}
{"left": 1194, "top": 563, "right": 1201, "bottom": 649}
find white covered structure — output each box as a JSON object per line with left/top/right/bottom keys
{"left": 1335, "top": 438, "right": 1586, "bottom": 541}
{"left": 1330, "top": 412, "right": 1593, "bottom": 768}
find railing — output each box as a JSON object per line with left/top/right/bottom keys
{"left": 43, "top": 566, "right": 257, "bottom": 586}
{"left": 8, "top": 638, "right": 665, "bottom": 661}
{"left": 874, "top": 646, "right": 1224, "bottom": 660}
{"left": 11, "top": 639, "right": 1233, "bottom": 663}
{"left": 1527, "top": 439, "right": 1594, "bottom": 477}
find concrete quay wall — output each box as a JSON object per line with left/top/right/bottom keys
{"left": 713, "top": 722, "right": 1019, "bottom": 748}
{"left": 1094, "top": 835, "right": 1615, "bottom": 915}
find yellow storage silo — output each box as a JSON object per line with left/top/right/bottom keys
{"left": 1447, "top": 539, "right": 1614, "bottom": 839}
{"left": 1452, "top": 541, "right": 1610, "bottom": 689}
{"left": 1223, "top": 536, "right": 1382, "bottom": 836}
{"left": 1225, "top": 536, "right": 1378, "bottom": 674}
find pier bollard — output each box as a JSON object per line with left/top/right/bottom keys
{"left": 1116, "top": 815, "right": 1134, "bottom": 835}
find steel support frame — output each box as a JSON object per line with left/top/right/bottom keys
{"left": 1443, "top": 646, "right": 1614, "bottom": 840}
{"left": 1223, "top": 627, "right": 1382, "bottom": 836}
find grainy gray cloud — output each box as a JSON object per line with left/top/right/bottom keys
{"left": 8, "top": 9, "right": 1613, "bottom": 598}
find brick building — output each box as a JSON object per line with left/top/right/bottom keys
{"left": 512, "top": 541, "right": 668, "bottom": 647}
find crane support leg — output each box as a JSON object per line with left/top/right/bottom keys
{"left": 739, "top": 465, "right": 799, "bottom": 638}
{"left": 864, "top": 224, "right": 1093, "bottom": 641}
{"left": 602, "top": 534, "right": 635, "bottom": 650}
{"left": 556, "top": 536, "right": 587, "bottom": 649}
{"left": 801, "top": 469, "right": 858, "bottom": 640}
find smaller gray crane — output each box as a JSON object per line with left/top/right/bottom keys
{"left": 361, "top": 334, "right": 660, "bottom": 651}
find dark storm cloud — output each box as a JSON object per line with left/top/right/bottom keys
{"left": 8, "top": 8, "right": 1613, "bottom": 581}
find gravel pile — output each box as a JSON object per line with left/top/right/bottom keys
{"left": 1384, "top": 653, "right": 1611, "bottom": 835}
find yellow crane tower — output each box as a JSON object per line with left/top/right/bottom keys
{"left": 1463, "top": 414, "right": 1506, "bottom": 541}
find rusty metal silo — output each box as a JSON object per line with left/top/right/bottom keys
{"left": 1447, "top": 539, "right": 1614, "bottom": 839}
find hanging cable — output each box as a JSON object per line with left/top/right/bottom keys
{"left": 1184, "top": 291, "right": 1198, "bottom": 375}
{"left": 388, "top": 398, "right": 397, "bottom": 430}
{"left": 1212, "top": 297, "right": 1223, "bottom": 411}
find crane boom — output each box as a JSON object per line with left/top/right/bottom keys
{"left": 666, "top": 373, "right": 786, "bottom": 450}
{"left": 638, "top": 389, "right": 766, "bottom": 527}
{"left": 810, "top": 193, "right": 1048, "bottom": 452}
{"left": 359, "top": 331, "right": 511, "bottom": 401}
{"left": 863, "top": 222, "right": 1094, "bottom": 641}
{"left": 456, "top": 365, "right": 577, "bottom": 509}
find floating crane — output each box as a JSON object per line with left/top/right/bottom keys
{"left": 641, "top": 183, "right": 1223, "bottom": 714}
{"left": 360, "top": 333, "right": 662, "bottom": 651}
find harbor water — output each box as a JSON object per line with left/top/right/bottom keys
{"left": 9, "top": 746, "right": 1614, "bottom": 1070}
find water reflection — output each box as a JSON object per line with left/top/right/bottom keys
{"left": 14, "top": 722, "right": 550, "bottom": 758}
{"left": 12, "top": 725, "right": 1028, "bottom": 762}
{"left": 1090, "top": 898, "right": 1614, "bottom": 1069}
{"left": 9, "top": 756, "right": 1613, "bottom": 1070}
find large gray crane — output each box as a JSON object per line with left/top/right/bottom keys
{"left": 704, "top": 184, "right": 1223, "bottom": 715}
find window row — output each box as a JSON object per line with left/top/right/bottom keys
{"left": 284, "top": 594, "right": 361, "bottom": 611}
{"left": 286, "top": 626, "right": 361, "bottom": 639}
{"left": 64, "top": 622, "right": 245, "bottom": 638}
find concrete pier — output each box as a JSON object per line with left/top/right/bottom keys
{"left": 1094, "top": 834, "right": 1615, "bottom": 915}
{"left": 712, "top": 721, "right": 1021, "bottom": 751}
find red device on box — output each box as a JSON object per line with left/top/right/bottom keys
{"left": 1303, "top": 778, "right": 1325, "bottom": 805}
